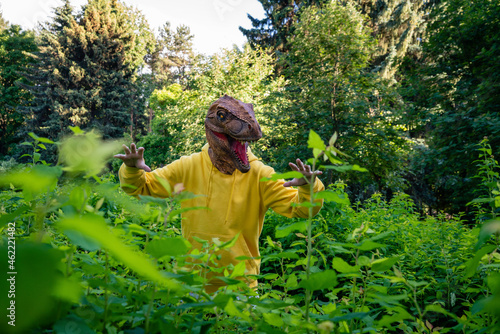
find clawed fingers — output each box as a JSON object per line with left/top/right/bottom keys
{"left": 131, "top": 143, "right": 137, "bottom": 154}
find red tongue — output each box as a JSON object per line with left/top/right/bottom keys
{"left": 232, "top": 140, "right": 248, "bottom": 165}
{"left": 212, "top": 130, "right": 248, "bottom": 165}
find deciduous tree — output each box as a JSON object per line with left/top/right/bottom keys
{"left": 270, "top": 1, "right": 407, "bottom": 194}
{"left": 407, "top": 0, "right": 500, "bottom": 213}
{"left": 139, "top": 46, "right": 284, "bottom": 168}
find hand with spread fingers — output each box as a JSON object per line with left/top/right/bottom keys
{"left": 283, "top": 159, "right": 323, "bottom": 187}
{"left": 114, "top": 143, "right": 151, "bottom": 172}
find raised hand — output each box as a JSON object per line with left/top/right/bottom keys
{"left": 283, "top": 159, "right": 322, "bottom": 187}
{"left": 113, "top": 143, "right": 151, "bottom": 172}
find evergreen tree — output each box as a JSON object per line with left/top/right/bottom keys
{"left": 146, "top": 22, "right": 195, "bottom": 87}
{"left": 0, "top": 25, "right": 37, "bottom": 156}
{"left": 20, "top": 0, "right": 153, "bottom": 161}
{"left": 239, "top": 0, "right": 328, "bottom": 70}
{"left": 0, "top": 5, "right": 8, "bottom": 30}
{"left": 356, "top": 0, "right": 437, "bottom": 79}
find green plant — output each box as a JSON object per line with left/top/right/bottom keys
{"left": 1, "top": 128, "right": 499, "bottom": 333}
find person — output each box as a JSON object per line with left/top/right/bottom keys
{"left": 115, "top": 95, "right": 324, "bottom": 293}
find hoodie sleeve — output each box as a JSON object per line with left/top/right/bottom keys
{"left": 118, "top": 159, "right": 184, "bottom": 198}
{"left": 261, "top": 166, "right": 325, "bottom": 219}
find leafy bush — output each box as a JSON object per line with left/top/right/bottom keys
{"left": 0, "top": 130, "right": 499, "bottom": 333}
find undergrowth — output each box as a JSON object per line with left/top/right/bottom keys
{"left": 0, "top": 129, "right": 499, "bottom": 333}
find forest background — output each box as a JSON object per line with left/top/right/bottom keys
{"left": 0, "top": 0, "right": 499, "bottom": 333}
{"left": 1, "top": 0, "right": 499, "bottom": 217}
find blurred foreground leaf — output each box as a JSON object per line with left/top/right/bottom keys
{"left": 0, "top": 165, "right": 62, "bottom": 201}
{"left": 0, "top": 243, "right": 69, "bottom": 333}
{"left": 57, "top": 213, "right": 179, "bottom": 290}
{"left": 59, "top": 130, "right": 122, "bottom": 177}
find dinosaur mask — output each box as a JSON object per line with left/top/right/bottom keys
{"left": 205, "top": 95, "right": 262, "bottom": 174}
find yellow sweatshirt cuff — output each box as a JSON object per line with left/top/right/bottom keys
{"left": 297, "top": 177, "right": 324, "bottom": 193}
{"left": 121, "top": 164, "right": 144, "bottom": 175}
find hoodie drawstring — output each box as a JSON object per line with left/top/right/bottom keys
{"left": 224, "top": 172, "right": 237, "bottom": 225}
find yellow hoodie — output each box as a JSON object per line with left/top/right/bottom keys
{"left": 118, "top": 144, "right": 324, "bottom": 291}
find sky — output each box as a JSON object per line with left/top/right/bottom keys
{"left": 0, "top": 0, "right": 265, "bottom": 55}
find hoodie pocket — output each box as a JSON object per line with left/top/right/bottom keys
{"left": 187, "top": 231, "right": 258, "bottom": 275}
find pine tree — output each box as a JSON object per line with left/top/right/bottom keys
{"left": 0, "top": 25, "right": 37, "bottom": 156}
{"left": 239, "top": 0, "right": 328, "bottom": 69}
{"left": 20, "top": 0, "right": 152, "bottom": 161}
{"left": 146, "top": 22, "right": 195, "bottom": 87}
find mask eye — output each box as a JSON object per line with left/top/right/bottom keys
{"left": 217, "top": 111, "right": 226, "bottom": 122}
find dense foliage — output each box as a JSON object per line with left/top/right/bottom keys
{"left": 264, "top": 2, "right": 408, "bottom": 198}
{"left": 0, "top": 25, "right": 37, "bottom": 156}
{"left": 404, "top": 0, "right": 500, "bottom": 214}
{"left": 17, "top": 0, "right": 154, "bottom": 162}
{"left": 239, "top": 0, "right": 328, "bottom": 59}
{"left": 1, "top": 0, "right": 500, "bottom": 332}
{"left": 0, "top": 131, "right": 499, "bottom": 333}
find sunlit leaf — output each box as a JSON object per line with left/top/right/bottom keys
{"left": 260, "top": 171, "right": 304, "bottom": 182}
{"left": 315, "top": 191, "right": 350, "bottom": 205}
{"left": 357, "top": 240, "right": 387, "bottom": 251}
{"left": 154, "top": 174, "right": 172, "bottom": 195}
{"left": 308, "top": 130, "right": 326, "bottom": 151}
{"left": 352, "top": 164, "right": 368, "bottom": 172}
{"left": 224, "top": 298, "right": 251, "bottom": 321}
{"left": 263, "top": 312, "right": 284, "bottom": 327}
{"left": 329, "top": 132, "right": 338, "bottom": 146}
{"left": 276, "top": 221, "right": 307, "bottom": 238}
{"left": 377, "top": 306, "right": 413, "bottom": 327}
{"left": 299, "top": 270, "right": 337, "bottom": 291}
{"left": 146, "top": 238, "right": 192, "bottom": 258}
{"left": 69, "top": 126, "right": 84, "bottom": 134}
{"left": 29, "top": 132, "right": 55, "bottom": 144}
{"left": 64, "top": 229, "right": 101, "bottom": 251}
{"left": 372, "top": 256, "right": 401, "bottom": 272}
{"left": 0, "top": 165, "right": 62, "bottom": 201}
{"left": 219, "top": 233, "right": 240, "bottom": 250}
{"left": 475, "top": 219, "right": 500, "bottom": 250}
{"left": 332, "top": 257, "right": 360, "bottom": 273}
{"left": 51, "top": 277, "right": 82, "bottom": 304}
{"left": 465, "top": 244, "right": 496, "bottom": 278}
{"left": 230, "top": 261, "right": 246, "bottom": 278}
{"left": 59, "top": 130, "right": 122, "bottom": 177}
